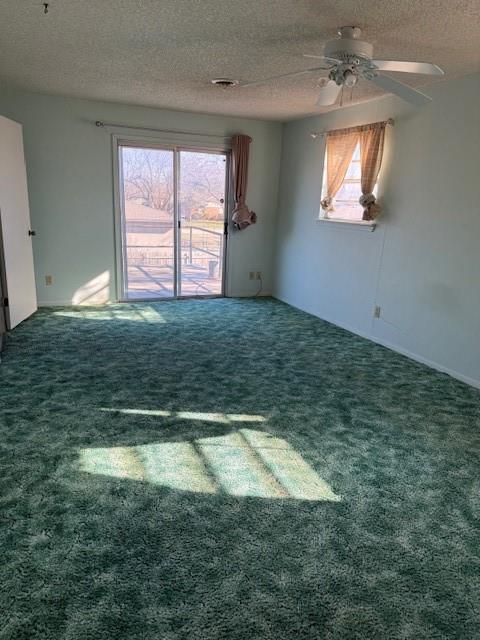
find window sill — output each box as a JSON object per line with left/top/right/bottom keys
{"left": 317, "top": 217, "right": 376, "bottom": 231}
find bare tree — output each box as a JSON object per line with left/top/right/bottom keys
{"left": 122, "top": 148, "right": 226, "bottom": 220}
{"left": 180, "top": 152, "right": 225, "bottom": 220}
{"left": 123, "top": 148, "right": 174, "bottom": 212}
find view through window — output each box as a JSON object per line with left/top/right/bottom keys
{"left": 320, "top": 143, "right": 377, "bottom": 222}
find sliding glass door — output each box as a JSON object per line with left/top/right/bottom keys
{"left": 119, "top": 146, "right": 176, "bottom": 299}
{"left": 117, "top": 143, "right": 227, "bottom": 300}
{"left": 178, "top": 150, "right": 226, "bottom": 297}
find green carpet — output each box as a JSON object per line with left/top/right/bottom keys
{"left": 1, "top": 298, "right": 479, "bottom": 639}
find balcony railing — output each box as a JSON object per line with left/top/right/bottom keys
{"left": 125, "top": 223, "right": 224, "bottom": 295}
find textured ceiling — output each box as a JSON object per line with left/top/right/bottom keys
{"left": 0, "top": 0, "right": 479, "bottom": 120}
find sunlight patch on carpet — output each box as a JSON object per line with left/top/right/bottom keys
{"left": 53, "top": 305, "right": 166, "bottom": 323}
{"left": 99, "top": 408, "right": 266, "bottom": 423}
{"left": 78, "top": 429, "right": 341, "bottom": 501}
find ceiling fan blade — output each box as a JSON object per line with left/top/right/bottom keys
{"left": 369, "top": 73, "right": 431, "bottom": 106}
{"left": 303, "top": 54, "right": 342, "bottom": 66}
{"left": 371, "top": 60, "right": 444, "bottom": 76}
{"left": 316, "top": 80, "right": 341, "bottom": 106}
{"left": 241, "top": 66, "right": 327, "bottom": 88}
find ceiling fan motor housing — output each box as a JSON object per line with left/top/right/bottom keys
{"left": 325, "top": 33, "right": 374, "bottom": 64}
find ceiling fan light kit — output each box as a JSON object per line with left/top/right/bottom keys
{"left": 242, "top": 26, "right": 444, "bottom": 109}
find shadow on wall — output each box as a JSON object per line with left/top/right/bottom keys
{"left": 79, "top": 426, "right": 341, "bottom": 502}
{"left": 71, "top": 270, "right": 110, "bottom": 305}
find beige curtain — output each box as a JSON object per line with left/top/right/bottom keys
{"left": 321, "top": 130, "right": 359, "bottom": 214}
{"left": 359, "top": 123, "right": 386, "bottom": 220}
{"left": 231, "top": 134, "right": 256, "bottom": 230}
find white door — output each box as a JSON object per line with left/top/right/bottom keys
{"left": 0, "top": 115, "right": 37, "bottom": 328}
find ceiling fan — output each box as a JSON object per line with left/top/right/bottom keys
{"left": 241, "top": 27, "right": 444, "bottom": 107}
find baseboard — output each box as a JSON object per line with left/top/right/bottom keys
{"left": 368, "top": 335, "right": 480, "bottom": 390}
{"left": 273, "top": 295, "right": 480, "bottom": 391}
{"left": 38, "top": 301, "right": 73, "bottom": 307}
{"left": 227, "top": 291, "right": 272, "bottom": 298}
{"left": 38, "top": 293, "right": 273, "bottom": 307}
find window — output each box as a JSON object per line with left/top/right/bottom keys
{"left": 320, "top": 142, "right": 377, "bottom": 222}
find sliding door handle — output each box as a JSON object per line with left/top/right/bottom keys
{"left": 28, "top": 230, "right": 36, "bottom": 236}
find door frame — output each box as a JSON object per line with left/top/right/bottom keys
{"left": 112, "top": 133, "right": 230, "bottom": 302}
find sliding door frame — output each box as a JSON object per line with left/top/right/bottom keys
{"left": 112, "top": 132, "right": 231, "bottom": 302}
{"left": 176, "top": 146, "right": 230, "bottom": 300}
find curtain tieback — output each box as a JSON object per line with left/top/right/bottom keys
{"left": 321, "top": 196, "right": 334, "bottom": 212}
{"left": 232, "top": 202, "right": 257, "bottom": 230}
{"left": 359, "top": 193, "right": 381, "bottom": 220}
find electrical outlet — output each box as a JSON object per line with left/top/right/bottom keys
{"left": 249, "top": 271, "right": 255, "bottom": 280}
{"left": 374, "top": 305, "right": 381, "bottom": 318}
{"left": 256, "top": 271, "right": 262, "bottom": 280}
{"left": 45, "top": 275, "right": 53, "bottom": 286}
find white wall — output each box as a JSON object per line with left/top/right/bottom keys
{"left": 0, "top": 86, "right": 282, "bottom": 304}
{"left": 274, "top": 74, "right": 480, "bottom": 388}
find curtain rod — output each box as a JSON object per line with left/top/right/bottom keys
{"left": 94, "top": 120, "right": 231, "bottom": 139}
{"left": 310, "top": 118, "right": 394, "bottom": 139}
